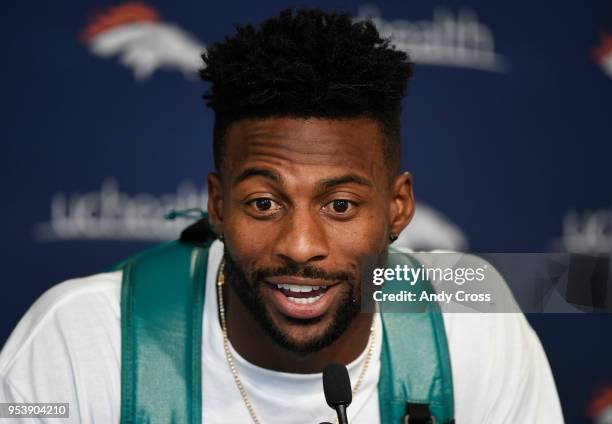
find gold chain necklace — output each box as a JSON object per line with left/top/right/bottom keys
{"left": 216, "top": 261, "right": 376, "bottom": 424}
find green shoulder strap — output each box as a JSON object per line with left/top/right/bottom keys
{"left": 116, "top": 223, "right": 454, "bottom": 424}
{"left": 378, "top": 250, "right": 455, "bottom": 424}
{"left": 114, "top": 239, "right": 211, "bottom": 424}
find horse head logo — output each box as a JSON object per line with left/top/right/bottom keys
{"left": 81, "top": 2, "right": 205, "bottom": 80}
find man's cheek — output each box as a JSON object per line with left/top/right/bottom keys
{"left": 227, "top": 218, "right": 273, "bottom": 258}
{"left": 332, "top": 227, "right": 383, "bottom": 267}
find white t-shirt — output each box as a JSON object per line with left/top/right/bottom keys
{"left": 0, "top": 240, "right": 564, "bottom": 423}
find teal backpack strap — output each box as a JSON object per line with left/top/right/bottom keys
{"left": 115, "top": 238, "right": 211, "bottom": 424}
{"left": 378, "top": 251, "right": 455, "bottom": 424}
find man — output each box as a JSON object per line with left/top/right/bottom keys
{"left": 0, "top": 9, "right": 563, "bottom": 423}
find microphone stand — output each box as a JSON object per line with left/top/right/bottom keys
{"left": 334, "top": 404, "right": 349, "bottom": 424}
{"left": 317, "top": 405, "right": 349, "bottom": 424}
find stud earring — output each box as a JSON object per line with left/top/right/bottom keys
{"left": 389, "top": 233, "right": 398, "bottom": 243}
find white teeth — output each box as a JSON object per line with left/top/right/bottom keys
{"left": 273, "top": 283, "right": 326, "bottom": 304}
{"left": 275, "top": 284, "right": 322, "bottom": 293}
{"left": 286, "top": 295, "right": 323, "bottom": 304}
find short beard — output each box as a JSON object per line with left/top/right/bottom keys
{"left": 222, "top": 247, "right": 361, "bottom": 355}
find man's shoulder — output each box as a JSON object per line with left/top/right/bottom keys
{"left": 0, "top": 272, "right": 123, "bottom": 418}
{"left": 442, "top": 311, "right": 538, "bottom": 359}
{"left": 14, "top": 270, "right": 123, "bottom": 328}
{"left": 441, "top": 311, "right": 563, "bottom": 421}
{"left": 31, "top": 271, "right": 122, "bottom": 311}
{"left": 0, "top": 271, "right": 123, "bottom": 374}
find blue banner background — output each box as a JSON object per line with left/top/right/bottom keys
{"left": 1, "top": 1, "right": 611, "bottom": 422}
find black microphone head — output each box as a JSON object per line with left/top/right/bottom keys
{"left": 322, "top": 363, "right": 352, "bottom": 407}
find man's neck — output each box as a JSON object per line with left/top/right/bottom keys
{"left": 221, "top": 280, "right": 374, "bottom": 374}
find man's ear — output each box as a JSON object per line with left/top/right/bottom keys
{"left": 207, "top": 172, "right": 224, "bottom": 236}
{"left": 389, "top": 171, "right": 415, "bottom": 237}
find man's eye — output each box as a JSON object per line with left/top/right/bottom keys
{"left": 248, "top": 198, "right": 282, "bottom": 214}
{"left": 323, "top": 199, "right": 355, "bottom": 215}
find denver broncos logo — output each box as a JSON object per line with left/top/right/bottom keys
{"left": 593, "top": 32, "right": 612, "bottom": 78}
{"left": 588, "top": 385, "right": 612, "bottom": 424}
{"left": 81, "top": 2, "right": 205, "bottom": 80}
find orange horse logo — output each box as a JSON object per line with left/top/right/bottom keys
{"left": 588, "top": 385, "right": 612, "bottom": 424}
{"left": 81, "top": 2, "right": 205, "bottom": 80}
{"left": 593, "top": 32, "right": 612, "bottom": 78}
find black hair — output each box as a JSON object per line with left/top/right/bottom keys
{"left": 199, "top": 8, "right": 414, "bottom": 173}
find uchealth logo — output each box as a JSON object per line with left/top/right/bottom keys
{"left": 356, "top": 5, "right": 508, "bottom": 72}
{"left": 81, "top": 2, "right": 205, "bottom": 80}
{"left": 34, "top": 178, "right": 209, "bottom": 241}
{"left": 593, "top": 32, "right": 612, "bottom": 78}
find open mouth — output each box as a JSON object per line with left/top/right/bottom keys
{"left": 264, "top": 280, "right": 341, "bottom": 320}
{"left": 271, "top": 283, "right": 329, "bottom": 304}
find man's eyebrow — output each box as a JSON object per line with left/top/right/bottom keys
{"left": 234, "top": 167, "right": 282, "bottom": 186}
{"left": 318, "top": 174, "right": 373, "bottom": 190}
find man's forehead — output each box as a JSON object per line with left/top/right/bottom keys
{"left": 223, "top": 117, "right": 387, "bottom": 175}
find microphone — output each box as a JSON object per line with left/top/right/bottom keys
{"left": 322, "top": 363, "right": 352, "bottom": 424}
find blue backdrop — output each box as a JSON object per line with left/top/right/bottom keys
{"left": 1, "top": 1, "right": 611, "bottom": 422}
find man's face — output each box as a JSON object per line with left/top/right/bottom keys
{"left": 208, "top": 117, "right": 413, "bottom": 354}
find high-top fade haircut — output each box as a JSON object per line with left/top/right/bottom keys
{"left": 199, "top": 8, "right": 414, "bottom": 175}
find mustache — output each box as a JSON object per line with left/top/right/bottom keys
{"left": 250, "top": 264, "right": 354, "bottom": 284}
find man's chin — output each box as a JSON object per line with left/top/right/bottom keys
{"left": 264, "top": 311, "right": 340, "bottom": 355}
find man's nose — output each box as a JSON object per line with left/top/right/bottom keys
{"left": 273, "top": 208, "right": 329, "bottom": 264}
